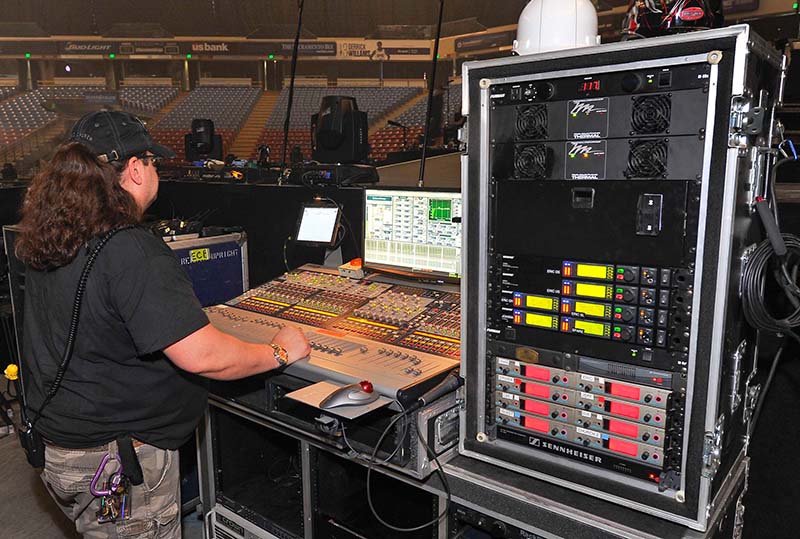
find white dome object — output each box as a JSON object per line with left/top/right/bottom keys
{"left": 512, "top": 0, "right": 601, "bottom": 56}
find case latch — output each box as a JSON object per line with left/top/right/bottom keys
{"left": 702, "top": 415, "right": 724, "bottom": 479}
{"left": 729, "top": 340, "right": 746, "bottom": 414}
{"left": 729, "top": 96, "right": 765, "bottom": 148}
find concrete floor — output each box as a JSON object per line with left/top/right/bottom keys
{"left": 0, "top": 403, "right": 204, "bottom": 539}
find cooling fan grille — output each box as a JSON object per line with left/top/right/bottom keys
{"left": 515, "top": 104, "right": 548, "bottom": 140}
{"left": 631, "top": 94, "right": 671, "bottom": 134}
{"left": 626, "top": 139, "right": 668, "bottom": 178}
{"left": 514, "top": 144, "right": 550, "bottom": 179}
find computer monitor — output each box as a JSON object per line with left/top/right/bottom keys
{"left": 363, "top": 188, "right": 462, "bottom": 281}
{"left": 295, "top": 202, "right": 342, "bottom": 247}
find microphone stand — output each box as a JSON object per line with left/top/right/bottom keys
{"left": 417, "top": 0, "right": 445, "bottom": 188}
{"left": 279, "top": 0, "right": 306, "bottom": 184}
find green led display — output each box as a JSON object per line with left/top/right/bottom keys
{"left": 429, "top": 199, "right": 452, "bottom": 221}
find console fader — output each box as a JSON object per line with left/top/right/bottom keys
{"left": 206, "top": 266, "right": 461, "bottom": 402}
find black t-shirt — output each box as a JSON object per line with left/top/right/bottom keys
{"left": 22, "top": 227, "right": 210, "bottom": 449}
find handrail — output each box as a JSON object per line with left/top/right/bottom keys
{"left": 0, "top": 119, "right": 60, "bottom": 169}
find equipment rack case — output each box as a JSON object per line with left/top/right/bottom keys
{"left": 459, "top": 25, "right": 783, "bottom": 530}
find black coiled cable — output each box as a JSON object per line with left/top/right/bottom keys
{"left": 741, "top": 233, "right": 800, "bottom": 339}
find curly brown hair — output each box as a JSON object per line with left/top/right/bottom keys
{"left": 16, "top": 142, "right": 141, "bottom": 270}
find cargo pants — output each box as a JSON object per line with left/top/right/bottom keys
{"left": 41, "top": 440, "right": 181, "bottom": 538}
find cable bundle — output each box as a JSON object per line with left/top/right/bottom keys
{"left": 741, "top": 233, "right": 800, "bottom": 337}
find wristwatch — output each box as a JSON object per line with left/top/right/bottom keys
{"left": 270, "top": 343, "right": 289, "bottom": 367}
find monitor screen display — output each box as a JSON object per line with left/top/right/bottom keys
{"left": 363, "top": 188, "right": 462, "bottom": 280}
{"left": 296, "top": 204, "right": 341, "bottom": 246}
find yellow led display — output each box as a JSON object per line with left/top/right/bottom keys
{"left": 574, "top": 319, "right": 611, "bottom": 337}
{"left": 575, "top": 263, "right": 614, "bottom": 280}
{"left": 575, "top": 282, "right": 612, "bottom": 299}
{"left": 573, "top": 301, "right": 610, "bottom": 319}
{"left": 525, "top": 295, "right": 558, "bottom": 312}
{"left": 525, "top": 312, "right": 558, "bottom": 329}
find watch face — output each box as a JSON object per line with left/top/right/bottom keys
{"left": 273, "top": 344, "right": 288, "bottom": 365}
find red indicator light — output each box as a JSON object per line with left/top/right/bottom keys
{"left": 609, "top": 400, "right": 640, "bottom": 419}
{"left": 613, "top": 332, "right": 621, "bottom": 338}
{"left": 359, "top": 380, "right": 374, "bottom": 393}
{"left": 615, "top": 294, "right": 623, "bottom": 300}
{"left": 562, "top": 376, "right": 568, "bottom": 383}
{"left": 522, "top": 382, "right": 551, "bottom": 400}
{"left": 609, "top": 383, "right": 641, "bottom": 400}
{"left": 561, "top": 394, "right": 569, "bottom": 401}
{"left": 655, "top": 396, "right": 663, "bottom": 403}
{"left": 607, "top": 419, "right": 638, "bottom": 438}
{"left": 648, "top": 473, "right": 660, "bottom": 483}
{"left": 523, "top": 365, "right": 550, "bottom": 381}
{"left": 614, "top": 313, "right": 622, "bottom": 319}
{"left": 616, "top": 274, "right": 624, "bottom": 280}
{"left": 653, "top": 453, "right": 659, "bottom": 460}
{"left": 608, "top": 438, "right": 638, "bottom": 456}
{"left": 522, "top": 416, "right": 549, "bottom": 433}
{"left": 523, "top": 399, "right": 550, "bottom": 416}
{"left": 654, "top": 415, "right": 662, "bottom": 423}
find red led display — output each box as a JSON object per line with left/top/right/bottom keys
{"left": 578, "top": 79, "right": 601, "bottom": 93}
{"left": 523, "top": 416, "right": 549, "bottom": 433}
{"left": 523, "top": 399, "right": 550, "bottom": 416}
{"left": 608, "top": 438, "right": 638, "bottom": 456}
{"left": 607, "top": 419, "right": 639, "bottom": 438}
{"left": 609, "top": 383, "right": 641, "bottom": 400}
{"left": 523, "top": 365, "right": 550, "bottom": 381}
{"left": 609, "top": 400, "right": 640, "bottom": 419}
{"left": 522, "top": 382, "right": 551, "bottom": 400}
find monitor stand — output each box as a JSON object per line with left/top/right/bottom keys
{"left": 322, "top": 246, "right": 343, "bottom": 268}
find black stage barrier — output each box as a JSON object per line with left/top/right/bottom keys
{"left": 149, "top": 181, "right": 365, "bottom": 286}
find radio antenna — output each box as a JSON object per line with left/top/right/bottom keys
{"left": 417, "top": 0, "right": 445, "bottom": 188}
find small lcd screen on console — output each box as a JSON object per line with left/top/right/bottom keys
{"left": 295, "top": 203, "right": 341, "bottom": 246}
{"left": 363, "top": 188, "right": 462, "bottom": 280}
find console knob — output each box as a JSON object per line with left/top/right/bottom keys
{"left": 537, "top": 82, "right": 555, "bottom": 100}
{"left": 622, "top": 73, "right": 642, "bottom": 93}
{"left": 490, "top": 521, "right": 508, "bottom": 536}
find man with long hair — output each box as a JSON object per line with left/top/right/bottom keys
{"left": 16, "top": 111, "right": 310, "bottom": 538}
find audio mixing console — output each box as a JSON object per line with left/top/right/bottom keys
{"left": 206, "top": 266, "right": 461, "bottom": 403}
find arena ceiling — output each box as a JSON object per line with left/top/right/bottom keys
{"left": 0, "top": 0, "right": 532, "bottom": 38}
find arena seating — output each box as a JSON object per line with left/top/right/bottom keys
{"left": 119, "top": 86, "right": 179, "bottom": 113}
{"left": 368, "top": 83, "right": 461, "bottom": 162}
{"left": 257, "top": 86, "right": 420, "bottom": 162}
{"left": 0, "top": 87, "right": 81, "bottom": 149}
{"left": 0, "top": 87, "right": 17, "bottom": 101}
{"left": 151, "top": 86, "right": 261, "bottom": 161}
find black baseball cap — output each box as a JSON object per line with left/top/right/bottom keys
{"left": 69, "top": 110, "right": 176, "bottom": 163}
